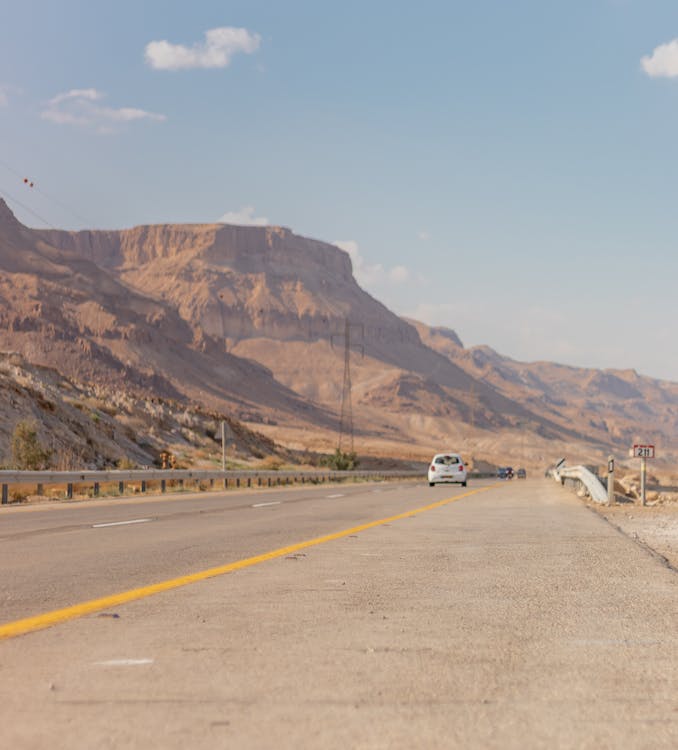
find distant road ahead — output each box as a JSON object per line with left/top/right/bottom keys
{"left": 1, "top": 479, "right": 677, "bottom": 749}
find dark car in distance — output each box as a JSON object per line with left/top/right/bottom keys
{"left": 517, "top": 468, "right": 527, "bottom": 479}
{"left": 497, "top": 467, "right": 514, "bottom": 479}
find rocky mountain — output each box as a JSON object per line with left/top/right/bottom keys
{"left": 0, "top": 201, "right": 335, "bottom": 433}
{"left": 1, "top": 198, "right": 676, "bottom": 470}
{"left": 30, "top": 208, "right": 587, "bottom": 442}
{"left": 409, "top": 319, "right": 678, "bottom": 467}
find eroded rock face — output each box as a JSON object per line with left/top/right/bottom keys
{"left": 4, "top": 199, "right": 678, "bottom": 468}
{"left": 39, "top": 219, "right": 420, "bottom": 351}
{"left": 2, "top": 200, "right": 526, "bottom": 436}
{"left": 0, "top": 202, "right": 338, "bottom": 429}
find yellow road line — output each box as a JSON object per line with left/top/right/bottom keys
{"left": 0, "top": 485, "right": 493, "bottom": 641}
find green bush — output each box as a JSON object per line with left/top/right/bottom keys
{"left": 320, "top": 449, "right": 359, "bottom": 471}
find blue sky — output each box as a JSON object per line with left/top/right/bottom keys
{"left": 2, "top": 1, "right": 678, "bottom": 379}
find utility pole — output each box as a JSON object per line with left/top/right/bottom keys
{"left": 469, "top": 382, "right": 476, "bottom": 433}
{"left": 221, "top": 420, "right": 226, "bottom": 471}
{"left": 331, "top": 319, "right": 364, "bottom": 453}
{"left": 340, "top": 320, "right": 353, "bottom": 453}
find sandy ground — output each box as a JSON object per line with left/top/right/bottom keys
{"left": 590, "top": 499, "right": 678, "bottom": 570}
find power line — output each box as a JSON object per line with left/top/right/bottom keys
{"left": 0, "top": 158, "right": 93, "bottom": 228}
{"left": 0, "top": 187, "right": 56, "bottom": 229}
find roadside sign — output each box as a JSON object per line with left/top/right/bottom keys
{"left": 632, "top": 444, "right": 655, "bottom": 459}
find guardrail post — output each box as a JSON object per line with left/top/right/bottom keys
{"left": 161, "top": 479, "right": 166, "bottom": 493}
{"left": 223, "top": 477, "right": 228, "bottom": 489}
{"left": 237, "top": 478, "right": 240, "bottom": 488}
{"left": 93, "top": 482, "right": 100, "bottom": 498}
{"left": 37, "top": 483, "right": 44, "bottom": 496}
{"left": 141, "top": 480, "right": 147, "bottom": 493}
{"left": 247, "top": 477, "right": 251, "bottom": 487}
{"left": 267, "top": 477, "right": 271, "bottom": 487}
{"left": 1, "top": 484, "right": 7, "bottom": 504}
{"left": 67, "top": 483, "right": 73, "bottom": 500}
{"left": 118, "top": 481, "right": 124, "bottom": 495}
{"left": 258, "top": 477, "right": 261, "bottom": 487}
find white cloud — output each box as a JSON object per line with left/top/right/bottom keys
{"left": 641, "top": 39, "right": 678, "bottom": 78}
{"left": 389, "top": 265, "right": 410, "bottom": 283}
{"left": 335, "top": 240, "right": 411, "bottom": 288}
{"left": 418, "top": 230, "right": 431, "bottom": 241}
{"left": 41, "top": 89, "right": 166, "bottom": 133}
{"left": 219, "top": 206, "right": 269, "bottom": 226}
{"left": 48, "top": 88, "right": 103, "bottom": 106}
{"left": 145, "top": 27, "right": 261, "bottom": 71}
{"left": 0, "top": 83, "right": 20, "bottom": 107}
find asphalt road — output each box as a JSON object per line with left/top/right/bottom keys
{"left": 1, "top": 478, "right": 677, "bottom": 748}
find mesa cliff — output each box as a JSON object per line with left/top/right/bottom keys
{"left": 2, "top": 199, "right": 677, "bottom": 470}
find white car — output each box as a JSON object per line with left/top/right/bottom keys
{"left": 428, "top": 452, "right": 467, "bottom": 487}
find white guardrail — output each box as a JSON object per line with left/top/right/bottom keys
{"left": 552, "top": 464, "right": 608, "bottom": 504}
{"left": 0, "top": 468, "right": 424, "bottom": 505}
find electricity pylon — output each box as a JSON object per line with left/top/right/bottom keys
{"left": 331, "top": 319, "right": 364, "bottom": 453}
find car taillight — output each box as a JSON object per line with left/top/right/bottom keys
{"left": 459, "top": 465, "right": 464, "bottom": 471}
{"left": 430, "top": 465, "right": 436, "bottom": 472}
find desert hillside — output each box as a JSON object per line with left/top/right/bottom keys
{"left": 0, "top": 351, "right": 290, "bottom": 470}
{"left": 409, "top": 319, "right": 678, "bottom": 469}
{"left": 1, "top": 199, "right": 676, "bottom": 470}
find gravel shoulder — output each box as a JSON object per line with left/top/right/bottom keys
{"left": 589, "top": 499, "right": 678, "bottom": 569}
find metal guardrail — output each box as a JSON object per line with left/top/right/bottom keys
{"left": 0, "top": 468, "right": 424, "bottom": 505}
{"left": 552, "top": 464, "right": 608, "bottom": 504}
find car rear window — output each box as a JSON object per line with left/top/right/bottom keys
{"left": 434, "top": 455, "right": 459, "bottom": 465}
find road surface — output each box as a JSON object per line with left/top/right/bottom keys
{"left": 0, "top": 478, "right": 677, "bottom": 748}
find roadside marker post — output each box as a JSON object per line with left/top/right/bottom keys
{"left": 607, "top": 455, "right": 615, "bottom": 506}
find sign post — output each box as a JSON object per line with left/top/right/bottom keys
{"left": 631, "top": 445, "right": 655, "bottom": 506}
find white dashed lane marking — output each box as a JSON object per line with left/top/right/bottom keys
{"left": 92, "top": 518, "right": 151, "bottom": 528}
{"left": 94, "top": 659, "right": 154, "bottom": 667}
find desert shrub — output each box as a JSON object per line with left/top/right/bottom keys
{"left": 260, "top": 455, "right": 283, "bottom": 471}
{"left": 319, "top": 449, "right": 359, "bottom": 471}
{"left": 11, "top": 420, "right": 51, "bottom": 470}
{"left": 117, "top": 456, "right": 136, "bottom": 470}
